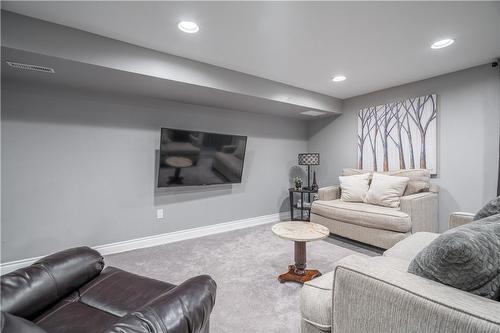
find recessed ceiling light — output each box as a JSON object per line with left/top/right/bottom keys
{"left": 332, "top": 75, "right": 346, "bottom": 82}
{"left": 178, "top": 21, "right": 199, "bottom": 34}
{"left": 301, "top": 110, "right": 326, "bottom": 117}
{"left": 431, "top": 38, "right": 454, "bottom": 49}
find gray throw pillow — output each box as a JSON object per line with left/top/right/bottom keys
{"left": 408, "top": 213, "right": 500, "bottom": 300}
{"left": 474, "top": 195, "right": 500, "bottom": 220}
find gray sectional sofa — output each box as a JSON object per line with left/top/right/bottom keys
{"left": 300, "top": 212, "right": 500, "bottom": 333}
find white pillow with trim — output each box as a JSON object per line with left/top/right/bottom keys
{"left": 339, "top": 173, "right": 370, "bottom": 202}
{"left": 364, "top": 172, "right": 409, "bottom": 208}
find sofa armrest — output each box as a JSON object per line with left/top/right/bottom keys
{"left": 400, "top": 192, "right": 438, "bottom": 233}
{"left": 332, "top": 255, "right": 500, "bottom": 333}
{"left": 449, "top": 212, "right": 474, "bottom": 229}
{"left": 318, "top": 186, "right": 340, "bottom": 201}
{"left": 105, "top": 275, "right": 216, "bottom": 333}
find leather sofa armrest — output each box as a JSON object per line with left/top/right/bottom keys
{"left": 449, "top": 212, "right": 474, "bottom": 229}
{"left": 400, "top": 192, "right": 438, "bottom": 233}
{"left": 105, "top": 275, "right": 217, "bottom": 333}
{"left": 1, "top": 312, "right": 48, "bottom": 333}
{"left": 1, "top": 247, "right": 104, "bottom": 319}
{"left": 318, "top": 186, "right": 340, "bottom": 201}
{"left": 332, "top": 255, "right": 500, "bottom": 332}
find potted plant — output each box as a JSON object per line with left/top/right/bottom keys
{"left": 293, "top": 177, "right": 303, "bottom": 190}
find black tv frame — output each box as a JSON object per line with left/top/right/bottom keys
{"left": 157, "top": 127, "right": 248, "bottom": 188}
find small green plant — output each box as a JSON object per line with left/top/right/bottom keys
{"left": 293, "top": 176, "right": 303, "bottom": 190}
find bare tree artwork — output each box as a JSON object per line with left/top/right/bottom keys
{"left": 357, "top": 94, "right": 437, "bottom": 174}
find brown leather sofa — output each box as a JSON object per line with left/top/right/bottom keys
{"left": 0, "top": 247, "right": 216, "bottom": 333}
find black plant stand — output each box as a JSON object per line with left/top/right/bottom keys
{"left": 289, "top": 188, "right": 318, "bottom": 221}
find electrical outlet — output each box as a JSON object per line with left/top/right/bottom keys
{"left": 156, "top": 208, "right": 164, "bottom": 220}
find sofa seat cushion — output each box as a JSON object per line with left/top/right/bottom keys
{"left": 383, "top": 232, "right": 439, "bottom": 261}
{"left": 311, "top": 199, "right": 411, "bottom": 232}
{"left": 78, "top": 266, "right": 176, "bottom": 317}
{"left": 35, "top": 296, "right": 119, "bottom": 333}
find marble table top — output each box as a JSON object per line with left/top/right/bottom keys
{"left": 272, "top": 221, "right": 329, "bottom": 242}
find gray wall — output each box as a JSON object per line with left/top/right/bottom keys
{"left": 309, "top": 64, "right": 500, "bottom": 231}
{"left": 1, "top": 81, "right": 307, "bottom": 262}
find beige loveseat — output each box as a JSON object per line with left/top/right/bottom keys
{"left": 300, "top": 212, "right": 500, "bottom": 333}
{"left": 311, "top": 169, "right": 438, "bottom": 249}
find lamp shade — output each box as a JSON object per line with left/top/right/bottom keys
{"left": 298, "top": 153, "right": 320, "bottom": 166}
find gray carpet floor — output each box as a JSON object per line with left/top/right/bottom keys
{"left": 105, "top": 223, "right": 380, "bottom": 333}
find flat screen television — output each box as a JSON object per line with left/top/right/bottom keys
{"left": 158, "top": 128, "right": 247, "bottom": 187}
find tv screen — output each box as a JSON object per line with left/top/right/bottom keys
{"left": 158, "top": 128, "right": 247, "bottom": 187}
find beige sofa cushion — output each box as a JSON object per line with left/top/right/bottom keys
{"left": 383, "top": 231, "right": 439, "bottom": 261}
{"left": 364, "top": 173, "right": 409, "bottom": 208}
{"left": 342, "top": 168, "right": 431, "bottom": 196}
{"left": 342, "top": 168, "right": 372, "bottom": 177}
{"left": 311, "top": 199, "right": 411, "bottom": 232}
{"left": 339, "top": 173, "right": 370, "bottom": 202}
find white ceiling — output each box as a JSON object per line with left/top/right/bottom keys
{"left": 2, "top": 1, "right": 500, "bottom": 99}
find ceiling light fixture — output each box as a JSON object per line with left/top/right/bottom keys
{"left": 431, "top": 38, "right": 454, "bottom": 49}
{"left": 301, "top": 110, "right": 326, "bottom": 117}
{"left": 178, "top": 21, "right": 199, "bottom": 33}
{"left": 332, "top": 75, "right": 346, "bottom": 82}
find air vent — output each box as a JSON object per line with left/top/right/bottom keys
{"left": 6, "top": 61, "right": 55, "bottom": 73}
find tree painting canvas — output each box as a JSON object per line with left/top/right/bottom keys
{"left": 357, "top": 94, "right": 437, "bottom": 174}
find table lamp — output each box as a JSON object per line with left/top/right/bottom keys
{"left": 298, "top": 153, "right": 320, "bottom": 190}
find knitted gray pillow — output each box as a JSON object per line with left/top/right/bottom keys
{"left": 408, "top": 213, "right": 500, "bottom": 300}
{"left": 474, "top": 195, "right": 500, "bottom": 220}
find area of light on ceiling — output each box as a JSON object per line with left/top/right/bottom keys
{"left": 178, "top": 21, "right": 199, "bottom": 33}
{"left": 332, "top": 75, "right": 346, "bottom": 82}
{"left": 431, "top": 38, "right": 455, "bottom": 49}
{"left": 301, "top": 110, "right": 326, "bottom": 117}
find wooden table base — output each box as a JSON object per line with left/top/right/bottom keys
{"left": 278, "top": 241, "right": 322, "bottom": 284}
{"left": 278, "top": 265, "right": 322, "bottom": 284}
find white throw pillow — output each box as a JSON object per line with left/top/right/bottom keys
{"left": 364, "top": 173, "right": 409, "bottom": 208}
{"left": 339, "top": 173, "right": 370, "bottom": 202}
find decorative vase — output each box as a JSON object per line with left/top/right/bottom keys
{"left": 312, "top": 171, "right": 318, "bottom": 190}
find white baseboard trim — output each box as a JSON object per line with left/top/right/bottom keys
{"left": 1, "top": 212, "right": 287, "bottom": 274}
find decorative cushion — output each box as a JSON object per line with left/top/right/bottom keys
{"left": 339, "top": 173, "right": 370, "bottom": 202}
{"left": 342, "top": 168, "right": 372, "bottom": 177}
{"left": 384, "top": 169, "right": 431, "bottom": 196}
{"left": 342, "top": 168, "right": 430, "bottom": 196}
{"left": 364, "top": 173, "right": 409, "bottom": 208}
{"left": 474, "top": 196, "right": 500, "bottom": 221}
{"left": 408, "top": 213, "right": 500, "bottom": 300}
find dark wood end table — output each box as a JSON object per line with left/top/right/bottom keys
{"left": 288, "top": 188, "right": 318, "bottom": 221}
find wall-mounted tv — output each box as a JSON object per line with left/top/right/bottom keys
{"left": 158, "top": 128, "right": 247, "bottom": 187}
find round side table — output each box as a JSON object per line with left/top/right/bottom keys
{"left": 272, "top": 221, "right": 329, "bottom": 284}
